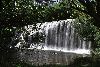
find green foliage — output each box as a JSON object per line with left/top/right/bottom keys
{"left": 74, "top": 18, "right": 96, "bottom": 40}
{"left": 0, "top": 27, "right": 15, "bottom": 49}
{"left": 0, "top": 0, "right": 71, "bottom": 27}
{"left": 0, "top": 0, "right": 71, "bottom": 50}
{"left": 0, "top": 0, "right": 38, "bottom": 27}
{"left": 71, "top": 0, "right": 100, "bottom": 57}
{"left": 72, "top": 0, "right": 100, "bottom": 27}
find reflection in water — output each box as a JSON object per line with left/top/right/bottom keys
{"left": 18, "top": 49, "right": 89, "bottom": 65}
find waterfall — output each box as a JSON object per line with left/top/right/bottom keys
{"left": 15, "top": 19, "right": 91, "bottom": 54}
{"left": 39, "top": 19, "right": 91, "bottom": 54}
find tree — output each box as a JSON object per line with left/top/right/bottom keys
{"left": 0, "top": 0, "right": 71, "bottom": 50}
{"left": 71, "top": 0, "right": 100, "bottom": 57}
{"left": 71, "top": 0, "right": 100, "bottom": 28}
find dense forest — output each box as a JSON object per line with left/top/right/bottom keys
{"left": 0, "top": 0, "right": 100, "bottom": 67}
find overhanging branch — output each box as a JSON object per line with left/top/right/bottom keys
{"left": 71, "top": 0, "right": 90, "bottom": 15}
{"left": 71, "top": 0, "right": 77, "bottom": 7}
{"left": 72, "top": 6, "right": 97, "bottom": 18}
{"left": 71, "top": 6, "right": 89, "bottom": 15}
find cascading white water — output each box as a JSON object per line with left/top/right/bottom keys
{"left": 39, "top": 19, "right": 91, "bottom": 54}
{"left": 15, "top": 19, "right": 91, "bottom": 54}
